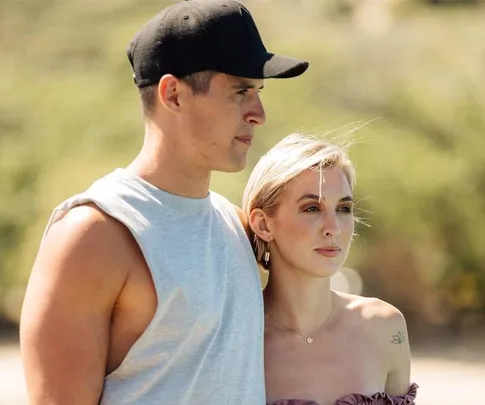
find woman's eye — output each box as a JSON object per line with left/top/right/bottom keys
{"left": 338, "top": 205, "right": 353, "bottom": 213}
{"left": 303, "top": 205, "right": 320, "bottom": 213}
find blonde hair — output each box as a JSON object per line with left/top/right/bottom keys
{"left": 242, "top": 133, "right": 355, "bottom": 269}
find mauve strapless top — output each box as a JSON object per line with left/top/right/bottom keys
{"left": 268, "top": 383, "right": 418, "bottom": 405}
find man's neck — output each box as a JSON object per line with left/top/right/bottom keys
{"left": 127, "top": 126, "right": 211, "bottom": 199}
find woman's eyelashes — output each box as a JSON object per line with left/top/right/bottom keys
{"left": 337, "top": 204, "right": 353, "bottom": 214}
{"left": 302, "top": 204, "right": 320, "bottom": 213}
{"left": 301, "top": 203, "right": 353, "bottom": 214}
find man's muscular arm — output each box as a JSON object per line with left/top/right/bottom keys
{"left": 20, "top": 205, "right": 131, "bottom": 405}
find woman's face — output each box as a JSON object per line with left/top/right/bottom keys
{"left": 267, "top": 167, "right": 354, "bottom": 279}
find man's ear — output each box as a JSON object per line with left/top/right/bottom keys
{"left": 157, "top": 74, "right": 183, "bottom": 113}
{"left": 248, "top": 208, "right": 273, "bottom": 242}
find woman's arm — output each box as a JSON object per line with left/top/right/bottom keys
{"left": 383, "top": 310, "right": 412, "bottom": 396}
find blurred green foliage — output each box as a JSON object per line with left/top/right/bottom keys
{"left": 1, "top": 0, "right": 484, "bottom": 341}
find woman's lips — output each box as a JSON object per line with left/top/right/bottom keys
{"left": 314, "top": 247, "right": 341, "bottom": 258}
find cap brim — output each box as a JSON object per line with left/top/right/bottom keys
{"left": 221, "top": 52, "right": 309, "bottom": 79}
{"left": 260, "top": 53, "right": 309, "bottom": 79}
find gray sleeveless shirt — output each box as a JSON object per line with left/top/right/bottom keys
{"left": 43, "top": 169, "right": 265, "bottom": 405}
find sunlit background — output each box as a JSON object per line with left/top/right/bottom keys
{"left": 1, "top": 0, "right": 484, "bottom": 404}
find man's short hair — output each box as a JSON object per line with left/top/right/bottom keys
{"left": 140, "top": 71, "right": 217, "bottom": 118}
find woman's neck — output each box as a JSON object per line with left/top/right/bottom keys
{"left": 264, "top": 271, "right": 335, "bottom": 337}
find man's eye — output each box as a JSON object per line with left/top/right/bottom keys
{"left": 237, "top": 89, "right": 248, "bottom": 95}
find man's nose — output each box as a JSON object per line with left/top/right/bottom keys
{"left": 244, "top": 93, "right": 266, "bottom": 126}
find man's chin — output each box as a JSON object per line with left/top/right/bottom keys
{"left": 214, "top": 159, "right": 247, "bottom": 173}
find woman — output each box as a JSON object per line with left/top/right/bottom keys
{"left": 242, "top": 133, "right": 418, "bottom": 405}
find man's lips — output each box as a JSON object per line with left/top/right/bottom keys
{"left": 235, "top": 135, "right": 253, "bottom": 146}
{"left": 315, "top": 247, "right": 342, "bottom": 258}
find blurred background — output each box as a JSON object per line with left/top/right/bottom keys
{"left": 1, "top": 0, "right": 484, "bottom": 404}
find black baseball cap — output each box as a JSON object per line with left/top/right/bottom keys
{"left": 127, "top": 0, "right": 309, "bottom": 88}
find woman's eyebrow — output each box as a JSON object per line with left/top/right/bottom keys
{"left": 296, "top": 194, "right": 353, "bottom": 202}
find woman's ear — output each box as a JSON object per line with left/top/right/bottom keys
{"left": 249, "top": 208, "right": 273, "bottom": 242}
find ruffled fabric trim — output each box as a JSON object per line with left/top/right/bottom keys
{"left": 269, "top": 401, "right": 318, "bottom": 405}
{"left": 335, "top": 383, "right": 419, "bottom": 405}
{"left": 268, "top": 383, "right": 418, "bottom": 405}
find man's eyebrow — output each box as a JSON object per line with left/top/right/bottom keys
{"left": 296, "top": 194, "right": 353, "bottom": 202}
{"left": 230, "top": 80, "right": 264, "bottom": 90}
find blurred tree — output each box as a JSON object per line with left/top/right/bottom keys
{"left": 0, "top": 0, "right": 484, "bottom": 342}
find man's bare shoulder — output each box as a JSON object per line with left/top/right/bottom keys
{"left": 38, "top": 203, "right": 138, "bottom": 291}
{"left": 49, "top": 202, "right": 124, "bottom": 240}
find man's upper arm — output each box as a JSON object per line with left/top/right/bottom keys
{"left": 20, "top": 205, "right": 129, "bottom": 405}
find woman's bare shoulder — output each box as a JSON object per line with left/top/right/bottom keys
{"left": 335, "top": 291, "right": 407, "bottom": 333}
{"left": 333, "top": 292, "right": 411, "bottom": 389}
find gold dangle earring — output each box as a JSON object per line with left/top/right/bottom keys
{"left": 263, "top": 242, "right": 271, "bottom": 268}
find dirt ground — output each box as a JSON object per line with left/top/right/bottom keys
{"left": 1, "top": 341, "right": 483, "bottom": 405}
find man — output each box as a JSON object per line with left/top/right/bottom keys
{"left": 20, "top": 1, "right": 308, "bottom": 404}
